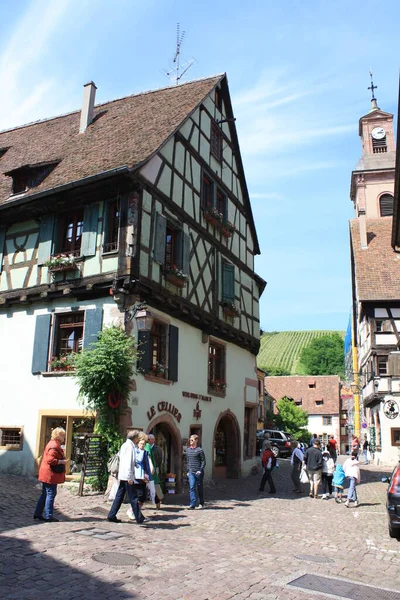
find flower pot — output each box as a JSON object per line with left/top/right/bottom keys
{"left": 165, "top": 273, "right": 187, "bottom": 288}
{"left": 221, "top": 228, "right": 232, "bottom": 238}
{"left": 47, "top": 263, "right": 76, "bottom": 273}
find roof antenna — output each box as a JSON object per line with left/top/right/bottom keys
{"left": 162, "top": 23, "right": 195, "bottom": 85}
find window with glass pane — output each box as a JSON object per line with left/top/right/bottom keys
{"left": 150, "top": 321, "right": 167, "bottom": 377}
{"left": 165, "top": 228, "right": 177, "bottom": 267}
{"left": 104, "top": 199, "right": 120, "bottom": 252}
{"left": 55, "top": 313, "right": 84, "bottom": 356}
{"left": 377, "top": 356, "right": 388, "bottom": 376}
{"left": 201, "top": 174, "right": 214, "bottom": 208}
{"left": 216, "top": 189, "right": 226, "bottom": 217}
{"left": 60, "top": 210, "right": 84, "bottom": 255}
{"left": 211, "top": 123, "right": 222, "bottom": 161}
{"left": 208, "top": 342, "right": 225, "bottom": 390}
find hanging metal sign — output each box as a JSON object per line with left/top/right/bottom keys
{"left": 383, "top": 398, "right": 399, "bottom": 420}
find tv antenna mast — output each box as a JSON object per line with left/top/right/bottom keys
{"left": 162, "top": 23, "right": 195, "bottom": 85}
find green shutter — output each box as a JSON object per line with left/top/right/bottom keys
{"left": 153, "top": 212, "right": 166, "bottom": 264}
{"left": 0, "top": 226, "right": 6, "bottom": 274}
{"left": 222, "top": 262, "right": 235, "bottom": 303}
{"left": 137, "top": 331, "right": 151, "bottom": 373}
{"left": 83, "top": 307, "right": 103, "bottom": 349}
{"left": 168, "top": 325, "right": 179, "bottom": 382}
{"left": 37, "top": 215, "right": 55, "bottom": 265}
{"left": 81, "top": 204, "right": 99, "bottom": 257}
{"left": 32, "top": 314, "right": 51, "bottom": 374}
{"left": 181, "top": 232, "right": 190, "bottom": 276}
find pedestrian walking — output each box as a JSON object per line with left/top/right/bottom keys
{"left": 146, "top": 433, "right": 164, "bottom": 508}
{"left": 107, "top": 430, "right": 148, "bottom": 525}
{"left": 321, "top": 450, "right": 335, "bottom": 499}
{"left": 309, "top": 433, "right": 318, "bottom": 447}
{"left": 327, "top": 435, "right": 338, "bottom": 463}
{"left": 351, "top": 434, "right": 360, "bottom": 456}
{"left": 259, "top": 442, "right": 276, "bottom": 494}
{"left": 303, "top": 438, "right": 323, "bottom": 498}
{"left": 332, "top": 463, "right": 345, "bottom": 503}
{"left": 261, "top": 431, "right": 271, "bottom": 453}
{"left": 186, "top": 434, "right": 206, "bottom": 509}
{"left": 290, "top": 442, "right": 304, "bottom": 493}
{"left": 343, "top": 451, "right": 361, "bottom": 508}
{"left": 362, "top": 435, "right": 369, "bottom": 464}
{"left": 34, "top": 427, "right": 68, "bottom": 522}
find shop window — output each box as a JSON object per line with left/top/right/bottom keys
{"left": 391, "top": 429, "right": 400, "bottom": 446}
{"left": 210, "top": 122, "right": 222, "bottom": 161}
{"left": 103, "top": 198, "right": 120, "bottom": 253}
{"left": 0, "top": 427, "right": 23, "bottom": 450}
{"left": 323, "top": 416, "right": 332, "bottom": 426}
{"left": 208, "top": 341, "right": 226, "bottom": 395}
{"left": 244, "top": 406, "right": 257, "bottom": 458}
{"left": 31, "top": 308, "right": 103, "bottom": 375}
{"left": 137, "top": 322, "right": 179, "bottom": 382}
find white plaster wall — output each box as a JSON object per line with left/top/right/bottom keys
{"left": 372, "top": 401, "right": 400, "bottom": 467}
{"left": 307, "top": 415, "right": 340, "bottom": 441}
{"left": 0, "top": 297, "right": 117, "bottom": 476}
{"left": 131, "top": 305, "right": 259, "bottom": 480}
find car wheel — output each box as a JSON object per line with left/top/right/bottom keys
{"left": 389, "top": 523, "right": 400, "bottom": 539}
{"left": 271, "top": 446, "right": 280, "bottom": 458}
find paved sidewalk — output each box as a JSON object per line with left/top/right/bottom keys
{"left": 0, "top": 460, "right": 399, "bottom": 599}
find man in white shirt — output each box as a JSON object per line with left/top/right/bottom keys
{"left": 107, "top": 430, "right": 147, "bottom": 525}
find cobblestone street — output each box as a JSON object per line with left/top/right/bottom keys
{"left": 1, "top": 460, "right": 400, "bottom": 600}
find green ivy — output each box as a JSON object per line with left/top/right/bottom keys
{"left": 74, "top": 326, "right": 138, "bottom": 456}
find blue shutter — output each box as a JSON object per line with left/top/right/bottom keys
{"left": 32, "top": 314, "right": 51, "bottom": 374}
{"left": 81, "top": 204, "right": 99, "bottom": 257}
{"left": 137, "top": 331, "right": 151, "bottom": 373}
{"left": 222, "top": 262, "right": 235, "bottom": 303}
{"left": 37, "top": 215, "right": 55, "bottom": 265}
{"left": 0, "top": 226, "right": 6, "bottom": 274}
{"left": 168, "top": 325, "right": 179, "bottom": 382}
{"left": 153, "top": 212, "right": 166, "bottom": 264}
{"left": 83, "top": 307, "right": 103, "bottom": 349}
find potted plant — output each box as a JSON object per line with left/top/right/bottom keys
{"left": 44, "top": 253, "right": 77, "bottom": 272}
{"left": 49, "top": 353, "right": 76, "bottom": 372}
{"left": 164, "top": 264, "right": 188, "bottom": 288}
{"left": 209, "top": 379, "right": 227, "bottom": 394}
{"left": 203, "top": 203, "right": 224, "bottom": 227}
{"left": 222, "top": 301, "right": 241, "bottom": 318}
{"left": 150, "top": 361, "right": 167, "bottom": 378}
{"left": 221, "top": 220, "right": 235, "bottom": 238}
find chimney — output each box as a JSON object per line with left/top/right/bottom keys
{"left": 79, "top": 81, "right": 97, "bottom": 133}
{"left": 358, "top": 212, "right": 368, "bottom": 249}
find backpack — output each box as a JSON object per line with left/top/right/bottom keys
{"left": 262, "top": 449, "right": 277, "bottom": 470}
{"left": 107, "top": 452, "right": 120, "bottom": 475}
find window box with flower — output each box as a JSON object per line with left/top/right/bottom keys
{"left": 221, "top": 220, "right": 236, "bottom": 238}
{"left": 48, "top": 353, "right": 76, "bottom": 373}
{"left": 203, "top": 203, "right": 224, "bottom": 227}
{"left": 150, "top": 361, "right": 167, "bottom": 379}
{"left": 209, "top": 379, "right": 228, "bottom": 395}
{"left": 163, "top": 265, "right": 188, "bottom": 288}
{"left": 222, "top": 301, "right": 240, "bottom": 318}
{"left": 44, "top": 254, "right": 77, "bottom": 273}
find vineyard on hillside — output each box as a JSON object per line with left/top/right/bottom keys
{"left": 257, "top": 331, "right": 345, "bottom": 375}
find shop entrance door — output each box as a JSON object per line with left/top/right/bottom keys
{"left": 213, "top": 413, "right": 240, "bottom": 479}
{"left": 150, "top": 421, "right": 182, "bottom": 494}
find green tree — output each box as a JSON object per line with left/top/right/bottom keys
{"left": 298, "top": 333, "right": 344, "bottom": 378}
{"left": 263, "top": 365, "right": 291, "bottom": 376}
{"left": 274, "top": 396, "right": 308, "bottom": 434}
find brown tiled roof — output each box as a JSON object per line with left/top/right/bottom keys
{"left": 350, "top": 217, "right": 400, "bottom": 301}
{"left": 0, "top": 75, "right": 223, "bottom": 205}
{"left": 265, "top": 375, "right": 340, "bottom": 415}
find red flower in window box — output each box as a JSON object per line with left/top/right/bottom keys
{"left": 44, "top": 254, "right": 77, "bottom": 272}
{"left": 163, "top": 265, "right": 188, "bottom": 288}
{"left": 209, "top": 379, "right": 227, "bottom": 393}
{"left": 48, "top": 353, "right": 76, "bottom": 372}
{"left": 222, "top": 301, "right": 240, "bottom": 318}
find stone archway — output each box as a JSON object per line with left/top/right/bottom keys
{"left": 212, "top": 410, "right": 241, "bottom": 479}
{"left": 147, "top": 414, "right": 182, "bottom": 493}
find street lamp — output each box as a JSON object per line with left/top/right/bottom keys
{"left": 135, "top": 308, "right": 154, "bottom": 331}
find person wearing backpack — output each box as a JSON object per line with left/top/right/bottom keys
{"left": 258, "top": 442, "right": 276, "bottom": 494}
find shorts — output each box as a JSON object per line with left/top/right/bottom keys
{"left": 334, "top": 485, "right": 343, "bottom": 491}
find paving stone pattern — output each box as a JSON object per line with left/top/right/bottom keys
{"left": 0, "top": 460, "right": 399, "bottom": 599}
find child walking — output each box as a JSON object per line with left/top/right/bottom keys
{"left": 343, "top": 451, "right": 361, "bottom": 508}
{"left": 332, "top": 463, "right": 345, "bottom": 503}
{"left": 321, "top": 450, "right": 335, "bottom": 499}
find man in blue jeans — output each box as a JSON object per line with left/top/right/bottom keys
{"left": 186, "top": 434, "right": 206, "bottom": 509}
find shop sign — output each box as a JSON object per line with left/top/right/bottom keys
{"left": 147, "top": 401, "right": 182, "bottom": 423}
{"left": 182, "top": 391, "right": 212, "bottom": 402}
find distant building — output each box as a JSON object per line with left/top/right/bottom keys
{"left": 265, "top": 375, "right": 341, "bottom": 447}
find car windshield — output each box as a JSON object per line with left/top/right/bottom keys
{"left": 284, "top": 432, "right": 293, "bottom": 440}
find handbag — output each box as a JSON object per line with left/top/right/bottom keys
{"left": 107, "top": 452, "right": 120, "bottom": 475}
{"left": 50, "top": 463, "right": 65, "bottom": 473}
{"left": 300, "top": 468, "right": 309, "bottom": 484}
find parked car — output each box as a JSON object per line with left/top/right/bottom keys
{"left": 256, "top": 429, "right": 297, "bottom": 458}
{"left": 382, "top": 464, "right": 400, "bottom": 539}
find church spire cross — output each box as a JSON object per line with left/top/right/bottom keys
{"left": 368, "top": 71, "right": 378, "bottom": 100}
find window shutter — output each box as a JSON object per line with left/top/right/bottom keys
{"left": 153, "top": 212, "right": 166, "bottom": 264}
{"left": 0, "top": 226, "right": 6, "bottom": 274}
{"left": 81, "top": 204, "right": 99, "bottom": 257}
{"left": 380, "top": 194, "right": 394, "bottom": 217}
{"left": 32, "top": 314, "right": 51, "bottom": 374}
{"left": 168, "top": 325, "right": 179, "bottom": 382}
{"left": 181, "top": 232, "right": 190, "bottom": 276}
{"left": 37, "top": 215, "right": 55, "bottom": 265}
{"left": 83, "top": 307, "right": 103, "bottom": 349}
{"left": 137, "top": 331, "right": 151, "bottom": 373}
{"left": 222, "top": 262, "right": 235, "bottom": 303}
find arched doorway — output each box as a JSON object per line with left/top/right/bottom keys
{"left": 213, "top": 411, "right": 240, "bottom": 479}
{"left": 147, "top": 414, "right": 182, "bottom": 493}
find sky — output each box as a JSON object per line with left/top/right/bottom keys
{"left": 0, "top": 0, "right": 399, "bottom": 332}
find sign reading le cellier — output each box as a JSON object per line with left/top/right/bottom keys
{"left": 147, "top": 401, "right": 182, "bottom": 422}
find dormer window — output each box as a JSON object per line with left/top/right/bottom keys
{"left": 5, "top": 161, "right": 59, "bottom": 195}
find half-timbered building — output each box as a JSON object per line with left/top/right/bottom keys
{"left": 0, "top": 75, "right": 265, "bottom": 486}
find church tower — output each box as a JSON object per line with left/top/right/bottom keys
{"left": 350, "top": 76, "right": 395, "bottom": 219}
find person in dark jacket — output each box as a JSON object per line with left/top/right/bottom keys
{"left": 186, "top": 434, "right": 206, "bottom": 509}
{"left": 259, "top": 442, "right": 276, "bottom": 494}
{"left": 303, "top": 439, "right": 323, "bottom": 499}
{"left": 34, "top": 427, "right": 67, "bottom": 522}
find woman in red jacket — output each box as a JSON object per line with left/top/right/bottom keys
{"left": 34, "top": 427, "right": 67, "bottom": 522}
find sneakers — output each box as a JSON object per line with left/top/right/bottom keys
{"left": 344, "top": 501, "right": 350, "bottom": 508}
{"left": 196, "top": 504, "right": 204, "bottom": 509}
{"left": 126, "top": 508, "right": 135, "bottom": 520}
{"left": 107, "top": 516, "right": 121, "bottom": 523}
{"left": 188, "top": 505, "right": 195, "bottom": 510}
{"left": 321, "top": 494, "right": 327, "bottom": 500}
{"left": 335, "top": 497, "right": 342, "bottom": 504}
{"left": 139, "top": 517, "right": 151, "bottom": 525}
{"left": 354, "top": 501, "right": 359, "bottom": 508}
